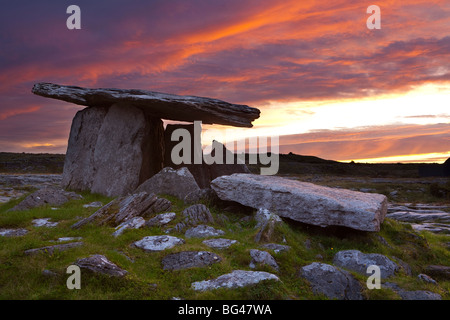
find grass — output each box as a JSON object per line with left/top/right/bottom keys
{"left": 0, "top": 185, "right": 449, "bottom": 300}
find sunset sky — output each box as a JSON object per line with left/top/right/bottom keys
{"left": 0, "top": 0, "right": 449, "bottom": 163}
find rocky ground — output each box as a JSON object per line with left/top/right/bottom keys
{"left": 0, "top": 172, "right": 448, "bottom": 300}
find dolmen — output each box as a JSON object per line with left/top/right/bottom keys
{"left": 32, "top": 83, "right": 259, "bottom": 197}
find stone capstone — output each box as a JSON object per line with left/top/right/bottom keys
{"left": 32, "top": 83, "right": 260, "bottom": 128}
{"left": 211, "top": 174, "right": 388, "bottom": 232}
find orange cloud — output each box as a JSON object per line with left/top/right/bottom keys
{"left": 0, "top": 106, "right": 41, "bottom": 121}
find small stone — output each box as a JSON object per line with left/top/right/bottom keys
{"left": 424, "top": 265, "right": 450, "bottom": 280}
{"left": 203, "top": 238, "right": 238, "bottom": 249}
{"left": 185, "top": 225, "right": 225, "bottom": 239}
{"left": 191, "top": 270, "right": 279, "bottom": 291}
{"left": 0, "top": 228, "right": 28, "bottom": 237}
{"left": 418, "top": 274, "right": 437, "bottom": 285}
{"left": 162, "top": 251, "right": 222, "bottom": 270}
{"left": 25, "top": 242, "right": 83, "bottom": 256}
{"left": 42, "top": 269, "right": 58, "bottom": 277}
{"left": 75, "top": 254, "right": 128, "bottom": 277}
{"left": 260, "top": 243, "right": 291, "bottom": 253}
{"left": 32, "top": 218, "right": 58, "bottom": 228}
{"left": 249, "top": 249, "right": 279, "bottom": 271}
{"left": 145, "top": 212, "right": 177, "bottom": 227}
{"left": 112, "top": 217, "right": 145, "bottom": 237}
{"left": 333, "top": 250, "right": 398, "bottom": 278}
{"left": 132, "top": 235, "right": 185, "bottom": 252}
{"left": 8, "top": 186, "right": 82, "bottom": 212}
{"left": 83, "top": 201, "right": 103, "bottom": 208}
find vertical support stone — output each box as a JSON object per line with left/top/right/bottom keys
{"left": 62, "top": 106, "right": 109, "bottom": 191}
{"left": 63, "top": 104, "right": 164, "bottom": 197}
{"left": 164, "top": 123, "right": 211, "bottom": 188}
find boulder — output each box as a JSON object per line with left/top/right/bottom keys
{"left": 8, "top": 186, "right": 82, "bottom": 212}
{"left": 249, "top": 249, "right": 279, "bottom": 271}
{"left": 333, "top": 250, "right": 398, "bottom": 278}
{"left": 162, "top": 251, "right": 221, "bottom": 270}
{"left": 32, "top": 83, "right": 260, "bottom": 128}
{"left": 75, "top": 254, "right": 128, "bottom": 277}
{"left": 132, "top": 235, "right": 185, "bottom": 252}
{"left": 185, "top": 225, "right": 225, "bottom": 239}
{"left": 135, "top": 167, "right": 200, "bottom": 200}
{"left": 211, "top": 174, "right": 388, "bottom": 232}
{"left": 300, "top": 262, "right": 364, "bottom": 300}
{"left": 191, "top": 270, "right": 279, "bottom": 291}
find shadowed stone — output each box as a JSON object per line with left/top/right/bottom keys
{"left": 8, "top": 186, "right": 82, "bottom": 212}
{"left": 135, "top": 167, "right": 200, "bottom": 200}
{"left": 300, "top": 262, "right": 364, "bottom": 300}
{"left": 162, "top": 251, "right": 221, "bottom": 270}
{"left": 333, "top": 250, "right": 398, "bottom": 279}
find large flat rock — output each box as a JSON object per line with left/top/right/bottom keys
{"left": 211, "top": 174, "right": 388, "bottom": 232}
{"left": 32, "top": 83, "right": 260, "bottom": 127}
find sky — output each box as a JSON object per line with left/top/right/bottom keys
{"left": 0, "top": 0, "right": 449, "bottom": 163}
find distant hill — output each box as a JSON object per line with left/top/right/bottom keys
{"left": 245, "top": 152, "right": 423, "bottom": 178}
{"left": 0, "top": 152, "right": 65, "bottom": 174}
{"left": 0, "top": 151, "right": 448, "bottom": 178}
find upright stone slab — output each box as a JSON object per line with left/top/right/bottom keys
{"left": 62, "top": 106, "right": 108, "bottom": 190}
{"left": 91, "top": 104, "right": 164, "bottom": 197}
{"left": 63, "top": 104, "right": 164, "bottom": 197}
{"left": 164, "top": 123, "right": 210, "bottom": 188}
{"left": 211, "top": 174, "right": 388, "bottom": 232}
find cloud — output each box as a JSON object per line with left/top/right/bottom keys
{"left": 0, "top": 0, "right": 449, "bottom": 160}
{"left": 278, "top": 123, "right": 450, "bottom": 161}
